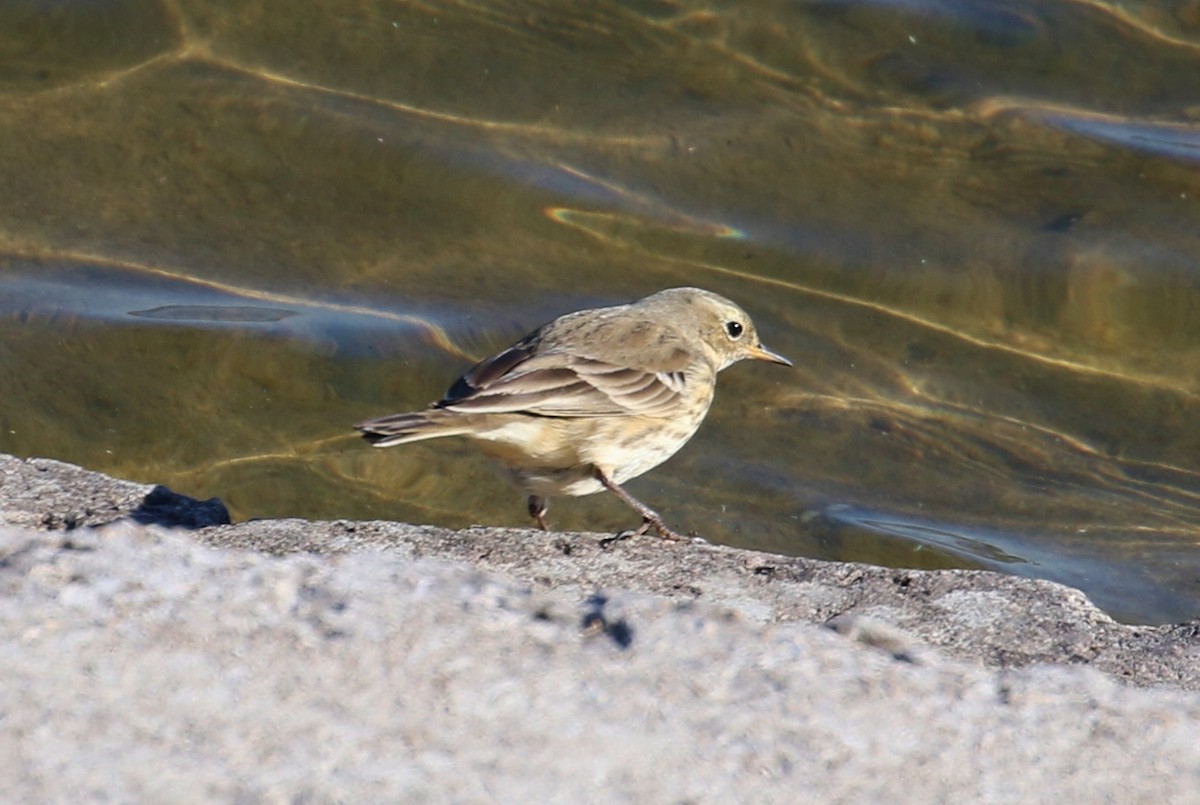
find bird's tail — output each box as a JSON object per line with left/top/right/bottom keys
{"left": 354, "top": 410, "right": 473, "bottom": 447}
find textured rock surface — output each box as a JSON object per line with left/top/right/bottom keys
{"left": 3, "top": 453, "right": 1199, "bottom": 801}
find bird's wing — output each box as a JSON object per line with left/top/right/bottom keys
{"left": 437, "top": 325, "right": 695, "bottom": 418}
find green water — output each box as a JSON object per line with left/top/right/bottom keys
{"left": 3, "top": 0, "right": 1200, "bottom": 623}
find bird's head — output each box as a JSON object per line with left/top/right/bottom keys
{"left": 644, "top": 287, "right": 792, "bottom": 372}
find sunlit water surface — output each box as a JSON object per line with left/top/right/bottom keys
{"left": 3, "top": 0, "right": 1200, "bottom": 623}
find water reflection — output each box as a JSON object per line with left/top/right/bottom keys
{"left": 822, "top": 505, "right": 1032, "bottom": 566}
{"left": 129, "top": 305, "right": 298, "bottom": 323}
{"left": 1010, "top": 105, "right": 1200, "bottom": 163}
{"left": 1, "top": 0, "right": 1199, "bottom": 624}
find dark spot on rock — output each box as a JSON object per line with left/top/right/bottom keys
{"left": 581, "top": 593, "right": 634, "bottom": 649}
{"left": 60, "top": 538, "right": 96, "bottom": 553}
{"left": 129, "top": 485, "right": 231, "bottom": 529}
{"left": 605, "top": 619, "right": 633, "bottom": 649}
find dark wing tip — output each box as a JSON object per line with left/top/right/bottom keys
{"left": 441, "top": 328, "right": 543, "bottom": 405}
{"left": 353, "top": 412, "right": 430, "bottom": 443}
{"left": 353, "top": 420, "right": 390, "bottom": 444}
{"left": 356, "top": 427, "right": 390, "bottom": 445}
{"left": 441, "top": 374, "right": 475, "bottom": 406}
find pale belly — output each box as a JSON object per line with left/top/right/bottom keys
{"left": 468, "top": 412, "right": 707, "bottom": 498}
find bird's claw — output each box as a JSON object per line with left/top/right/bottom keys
{"left": 599, "top": 516, "right": 688, "bottom": 547}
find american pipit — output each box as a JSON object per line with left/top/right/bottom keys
{"left": 355, "top": 287, "right": 791, "bottom": 540}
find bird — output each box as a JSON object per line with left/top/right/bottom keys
{"left": 354, "top": 287, "right": 791, "bottom": 540}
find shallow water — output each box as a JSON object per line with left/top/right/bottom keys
{"left": 3, "top": 0, "right": 1200, "bottom": 623}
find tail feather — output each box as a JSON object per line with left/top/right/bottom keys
{"left": 354, "top": 411, "right": 471, "bottom": 447}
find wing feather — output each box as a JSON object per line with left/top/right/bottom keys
{"left": 437, "top": 350, "right": 694, "bottom": 418}
{"left": 433, "top": 310, "right": 702, "bottom": 418}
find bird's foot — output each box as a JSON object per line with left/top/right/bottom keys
{"left": 600, "top": 515, "right": 687, "bottom": 547}
{"left": 643, "top": 515, "right": 686, "bottom": 542}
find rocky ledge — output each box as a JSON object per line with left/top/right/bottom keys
{"left": 2, "top": 453, "right": 1198, "bottom": 802}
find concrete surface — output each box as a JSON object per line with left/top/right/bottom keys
{"left": 3, "top": 453, "right": 1199, "bottom": 802}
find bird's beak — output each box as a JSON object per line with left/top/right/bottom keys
{"left": 748, "top": 342, "right": 793, "bottom": 366}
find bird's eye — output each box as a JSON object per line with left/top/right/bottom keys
{"left": 725, "top": 320, "right": 744, "bottom": 339}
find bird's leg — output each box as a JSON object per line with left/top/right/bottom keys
{"left": 527, "top": 495, "right": 551, "bottom": 531}
{"left": 593, "top": 468, "right": 685, "bottom": 541}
